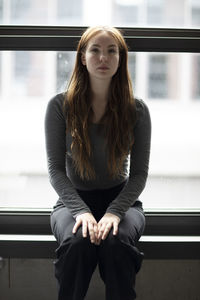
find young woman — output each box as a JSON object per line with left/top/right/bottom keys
{"left": 45, "top": 26, "right": 151, "bottom": 300}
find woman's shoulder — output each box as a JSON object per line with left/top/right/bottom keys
{"left": 134, "top": 98, "right": 151, "bottom": 127}
{"left": 135, "top": 97, "right": 149, "bottom": 112}
{"left": 48, "top": 92, "right": 66, "bottom": 108}
{"left": 45, "top": 92, "right": 67, "bottom": 121}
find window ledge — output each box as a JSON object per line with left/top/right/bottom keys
{"left": 0, "top": 234, "right": 200, "bottom": 259}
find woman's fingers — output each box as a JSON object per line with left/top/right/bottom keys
{"left": 96, "top": 213, "right": 120, "bottom": 243}
{"left": 113, "top": 221, "right": 119, "bottom": 236}
{"left": 72, "top": 218, "right": 82, "bottom": 234}
{"left": 93, "top": 223, "right": 98, "bottom": 237}
{"left": 72, "top": 213, "right": 98, "bottom": 244}
{"left": 88, "top": 221, "right": 96, "bottom": 243}
{"left": 97, "top": 222, "right": 111, "bottom": 244}
{"left": 82, "top": 219, "right": 88, "bottom": 238}
{"left": 101, "top": 223, "right": 112, "bottom": 240}
{"left": 97, "top": 223, "right": 105, "bottom": 239}
{"left": 73, "top": 212, "right": 120, "bottom": 245}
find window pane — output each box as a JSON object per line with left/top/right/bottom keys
{"left": 10, "top": 0, "right": 49, "bottom": 24}
{"left": 56, "top": 52, "right": 76, "bottom": 92}
{"left": 0, "top": 51, "right": 76, "bottom": 209}
{"left": 0, "top": 52, "right": 1, "bottom": 96}
{"left": 57, "top": 0, "right": 83, "bottom": 25}
{"left": 129, "top": 52, "right": 136, "bottom": 88}
{"left": 148, "top": 55, "right": 168, "bottom": 99}
{"left": 191, "top": 0, "right": 200, "bottom": 26}
{"left": 0, "top": 0, "right": 3, "bottom": 22}
{"left": 192, "top": 55, "right": 200, "bottom": 99}
{"left": 112, "top": 0, "right": 138, "bottom": 26}
{"left": 0, "top": 51, "right": 200, "bottom": 212}
{"left": 147, "top": 0, "right": 164, "bottom": 25}
{"left": 11, "top": 0, "right": 31, "bottom": 21}
{"left": 0, "top": 0, "right": 199, "bottom": 28}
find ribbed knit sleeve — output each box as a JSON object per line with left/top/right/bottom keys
{"left": 106, "top": 99, "right": 151, "bottom": 219}
{"left": 44, "top": 93, "right": 91, "bottom": 218}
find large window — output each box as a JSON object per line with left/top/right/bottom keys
{"left": 0, "top": 1, "right": 200, "bottom": 213}
{"left": 0, "top": 49, "right": 200, "bottom": 211}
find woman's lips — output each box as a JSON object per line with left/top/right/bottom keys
{"left": 98, "top": 66, "right": 109, "bottom": 70}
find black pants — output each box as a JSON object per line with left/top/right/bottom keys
{"left": 50, "top": 182, "right": 146, "bottom": 300}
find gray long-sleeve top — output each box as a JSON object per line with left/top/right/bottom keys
{"left": 44, "top": 93, "right": 151, "bottom": 219}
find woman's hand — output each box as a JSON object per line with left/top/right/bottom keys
{"left": 72, "top": 212, "right": 98, "bottom": 244}
{"left": 97, "top": 213, "right": 120, "bottom": 245}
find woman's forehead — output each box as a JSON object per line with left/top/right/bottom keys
{"left": 87, "top": 32, "right": 118, "bottom": 47}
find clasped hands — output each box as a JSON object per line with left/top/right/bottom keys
{"left": 72, "top": 212, "right": 120, "bottom": 245}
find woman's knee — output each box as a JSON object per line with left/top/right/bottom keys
{"left": 56, "top": 230, "right": 94, "bottom": 259}
{"left": 101, "top": 215, "right": 145, "bottom": 250}
{"left": 100, "top": 232, "right": 124, "bottom": 252}
{"left": 119, "top": 208, "right": 146, "bottom": 243}
{"left": 50, "top": 208, "right": 75, "bottom": 244}
{"left": 70, "top": 229, "right": 92, "bottom": 249}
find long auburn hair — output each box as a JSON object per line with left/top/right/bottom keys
{"left": 63, "top": 26, "right": 137, "bottom": 180}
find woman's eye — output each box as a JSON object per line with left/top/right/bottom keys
{"left": 91, "top": 48, "right": 99, "bottom": 53}
{"left": 109, "top": 49, "right": 117, "bottom": 53}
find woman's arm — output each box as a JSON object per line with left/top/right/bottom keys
{"left": 106, "top": 99, "right": 151, "bottom": 219}
{"left": 44, "top": 93, "right": 91, "bottom": 218}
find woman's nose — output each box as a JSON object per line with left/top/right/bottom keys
{"left": 100, "top": 52, "right": 108, "bottom": 61}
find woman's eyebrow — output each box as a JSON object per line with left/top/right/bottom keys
{"left": 90, "top": 44, "right": 117, "bottom": 48}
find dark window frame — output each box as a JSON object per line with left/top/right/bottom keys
{"left": 0, "top": 25, "right": 200, "bottom": 238}
{"left": 0, "top": 26, "right": 200, "bottom": 52}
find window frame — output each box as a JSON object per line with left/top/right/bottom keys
{"left": 0, "top": 26, "right": 200, "bottom": 52}
{"left": 0, "top": 25, "right": 200, "bottom": 237}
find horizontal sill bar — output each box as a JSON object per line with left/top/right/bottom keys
{"left": 1, "top": 235, "right": 200, "bottom": 259}
{"left": 0, "top": 212, "right": 199, "bottom": 236}
{"left": 0, "top": 234, "right": 55, "bottom": 241}
{"left": 0, "top": 208, "right": 199, "bottom": 216}
{"left": 141, "top": 236, "right": 200, "bottom": 242}
{"left": 0, "top": 234, "right": 200, "bottom": 242}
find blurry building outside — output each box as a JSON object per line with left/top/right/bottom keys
{"left": 0, "top": 0, "right": 200, "bottom": 211}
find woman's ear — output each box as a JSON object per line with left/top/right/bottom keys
{"left": 81, "top": 52, "right": 86, "bottom": 65}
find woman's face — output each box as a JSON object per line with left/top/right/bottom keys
{"left": 81, "top": 31, "right": 120, "bottom": 82}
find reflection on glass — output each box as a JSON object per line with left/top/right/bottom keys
{"left": 0, "top": 51, "right": 200, "bottom": 211}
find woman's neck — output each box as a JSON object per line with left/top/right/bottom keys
{"left": 90, "top": 77, "right": 111, "bottom": 103}
{"left": 89, "top": 78, "right": 111, "bottom": 123}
